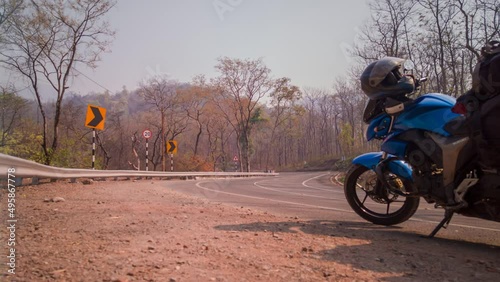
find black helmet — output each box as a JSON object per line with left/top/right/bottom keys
{"left": 360, "top": 57, "right": 415, "bottom": 100}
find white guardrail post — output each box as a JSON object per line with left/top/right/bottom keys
{"left": 0, "top": 153, "right": 278, "bottom": 185}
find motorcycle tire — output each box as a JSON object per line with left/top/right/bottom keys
{"left": 344, "top": 164, "right": 420, "bottom": 226}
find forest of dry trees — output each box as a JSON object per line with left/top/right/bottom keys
{"left": 0, "top": 0, "right": 498, "bottom": 171}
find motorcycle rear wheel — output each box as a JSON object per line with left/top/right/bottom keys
{"left": 344, "top": 164, "right": 420, "bottom": 225}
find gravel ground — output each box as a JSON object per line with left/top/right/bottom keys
{"left": 0, "top": 179, "right": 499, "bottom": 281}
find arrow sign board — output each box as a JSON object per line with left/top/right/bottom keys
{"left": 142, "top": 129, "right": 152, "bottom": 139}
{"left": 85, "top": 104, "right": 106, "bottom": 130}
{"left": 167, "top": 140, "right": 177, "bottom": 154}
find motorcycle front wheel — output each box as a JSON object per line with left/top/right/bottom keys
{"left": 344, "top": 164, "right": 420, "bottom": 225}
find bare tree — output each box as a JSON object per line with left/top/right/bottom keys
{"left": 353, "top": 0, "right": 417, "bottom": 62}
{"left": 138, "top": 76, "right": 190, "bottom": 171}
{"left": 205, "top": 110, "right": 235, "bottom": 171}
{"left": 138, "top": 76, "right": 178, "bottom": 171}
{"left": 300, "top": 88, "right": 327, "bottom": 160}
{"left": 0, "top": 0, "right": 115, "bottom": 164}
{"left": 0, "top": 86, "right": 26, "bottom": 146}
{"left": 417, "top": 0, "right": 459, "bottom": 93}
{"left": 266, "top": 77, "right": 301, "bottom": 170}
{"left": 178, "top": 75, "right": 211, "bottom": 157}
{"left": 332, "top": 77, "right": 366, "bottom": 157}
{"left": 211, "top": 57, "right": 273, "bottom": 172}
{"left": 0, "top": 0, "right": 22, "bottom": 28}
{"left": 454, "top": 0, "right": 500, "bottom": 65}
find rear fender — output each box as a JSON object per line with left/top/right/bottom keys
{"left": 352, "top": 152, "right": 413, "bottom": 181}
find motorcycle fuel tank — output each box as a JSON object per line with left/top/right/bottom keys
{"left": 394, "top": 93, "right": 461, "bottom": 136}
{"left": 366, "top": 93, "right": 462, "bottom": 141}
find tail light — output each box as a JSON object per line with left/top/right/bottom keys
{"left": 451, "top": 102, "right": 467, "bottom": 114}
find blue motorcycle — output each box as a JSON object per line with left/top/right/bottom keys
{"left": 344, "top": 57, "right": 500, "bottom": 237}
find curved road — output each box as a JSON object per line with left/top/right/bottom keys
{"left": 162, "top": 171, "right": 500, "bottom": 246}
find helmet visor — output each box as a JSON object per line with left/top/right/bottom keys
{"left": 368, "top": 57, "right": 406, "bottom": 87}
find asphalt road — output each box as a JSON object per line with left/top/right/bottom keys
{"left": 162, "top": 171, "right": 500, "bottom": 246}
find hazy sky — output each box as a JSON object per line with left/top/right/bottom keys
{"left": 5, "top": 0, "right": 373, "bottom": 95}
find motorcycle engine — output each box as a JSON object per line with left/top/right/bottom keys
{"left": 406, "top": 146, "right": 446, "bottom": 204}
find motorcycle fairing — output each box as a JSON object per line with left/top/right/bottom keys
{"left": 380, "top": 136, "right": 408, "bottom": 158}
{"left": 365, "top": 94, "right": 461, "bottom": 141}
{"left": 394, "top": 94, "right": 461, "bottom": 136}
{"left": 366, "top": 115, "right": 392, "bottom": 140}
{"left": 427, "top": 133, "right": 470, "bottom": 187}
{"left": 352, "top": 152, "right": 413, "bottom": 180}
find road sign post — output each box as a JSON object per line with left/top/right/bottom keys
{"left": 170, "top": 153, "right": 174, "bottom": 172}
{"left": 233, "top": 155, "right": 238, "bottom": 172}
{"left": 85, "top": 105, "right": 106, "bottom": 169}
{"left": 143, "top": 130, "right": 152, "bottom": 171}
{"left": 92, "top": 129, "right": 96, "bottom": 169}
{"left": 145, "top": 139, "right": 148, "bottom": 171}
{"left": 166, "top": 140, "right": 177, "bottom": 172}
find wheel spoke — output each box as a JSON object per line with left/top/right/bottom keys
{"left": 386, "top": 202, "right": 391, "bottom": 214}
{"left": 362, "top": 193, "right": 368, "bottom": 205}
{"left": 392, "top": 199, "right": 406, "bottom": 203}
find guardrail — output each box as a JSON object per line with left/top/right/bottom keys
{"left": 0, "top": 153, "right": 278, "bottom": 185}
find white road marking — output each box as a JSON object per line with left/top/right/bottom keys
{"left": 254, "top": 173, "right": 344, "bottom": 195}
{"left": 301, "top": 173, "right": 339, "bottom": 192}
{"left": 195, "top": 181, "right": 353, "bottom": 213}
{"left": 194, "top": 179, "right": 500, "bottom": 233}
{"left": 252, "top": 180, "right": 342, "bottom": 200}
